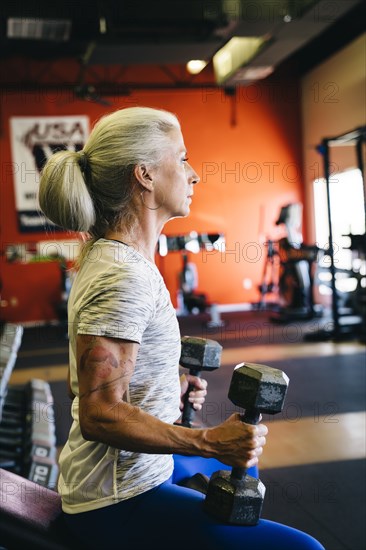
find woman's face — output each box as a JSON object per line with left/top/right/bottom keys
{"left": 149, "top": 128, "right": 200, "bottom": 219}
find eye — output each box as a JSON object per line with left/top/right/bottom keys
{"left": 181, "top": 156, "right": 189, "bottom": 163}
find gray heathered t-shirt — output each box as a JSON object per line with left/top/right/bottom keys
{"left": 58, "top": 239, "right": 182, "bottom": 513}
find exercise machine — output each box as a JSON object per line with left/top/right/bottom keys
{"left": 158, "top": 232, "right": 226, "bottom": 327}
{"left": 258, "top": 203, "right": 321, "bottom": 321}
{"left": 257, "top": 238, "right": 280, "bottom": 310}
{"left": 178, "top": 251, "right": 208, "bottom": 315}
{"left": 273, "top": 203, "right": 322, "bottom": 322}
{"left": 306, "top": 126, "right": 366, "bottom": 341}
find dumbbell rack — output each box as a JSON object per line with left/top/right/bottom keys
{"left": 0, "top": 323, "right": 59, "bottom": 489}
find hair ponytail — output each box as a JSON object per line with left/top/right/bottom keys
{"left": 38, "top": 150, "right": 95, "bottom": 232}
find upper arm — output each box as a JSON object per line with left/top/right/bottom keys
{"left": 76, "top": 334, "right": 139, "bottom": 434}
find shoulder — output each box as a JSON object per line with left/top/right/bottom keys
{"left": 82, "top": 240, "right": 154, "bottom": 282}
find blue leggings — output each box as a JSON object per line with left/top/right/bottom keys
{"left": 62, "top": 455, "right": 325, "bottom": 550}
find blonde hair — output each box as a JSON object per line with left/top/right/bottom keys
{"left": 38, "top": 107, "right": 180, "bottom": 259}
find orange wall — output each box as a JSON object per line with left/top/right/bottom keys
{"left": 0, "top": 78, "right": 304, "bottom": 322}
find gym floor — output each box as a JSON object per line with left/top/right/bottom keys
{"left": 9, "top": 309, "right": 366, "bottom": 550}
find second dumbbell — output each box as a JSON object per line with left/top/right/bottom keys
{"left": 204, "top": 362, "right": 289, "bottom": 525}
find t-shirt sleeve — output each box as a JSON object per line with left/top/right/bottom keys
{"left": 77, "top": 264, "right": 155, "bottom": 343}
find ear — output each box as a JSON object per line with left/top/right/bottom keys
{"left": 134, "top": 164, "right": 154, "bottom": 191}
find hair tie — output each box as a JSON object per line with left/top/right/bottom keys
{"left": 78, "top": 151, "right": 88, "bottom": 172}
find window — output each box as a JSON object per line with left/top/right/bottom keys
{"left": 313, "top": 168, "right": 365, "bottom": 294}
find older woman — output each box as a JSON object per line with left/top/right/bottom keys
{"left": 39, "top": 106, "right": 324, "bottom": 550}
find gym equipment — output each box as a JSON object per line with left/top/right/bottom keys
{"left": 342, "top": 233, "right": 366, "bottom": 342}
{"left": 0, "top": 323, "right": 23, "bottom": 421}
{"left": 0, "top": 324, "right": 58, "bottom": 488}
{"left": 180, "top": 336, "right": 222, "bottom": 428}
{"left": 0, "top": 467, "right": 73, "bottom": 550}
{"left": 179, "top": 251, "right": 208, "bottom": 315}
{"left": 204, "top": 362, "right": 289, "bottom": 525}
{"left": 257, "top": 239, "right": 279, "bottom": 310}
{"left": 306, "top": 126, "right": 366, "bottom": 341}
{"left": 269, "top": 203, "right": 322, "bottom": 322}
{"left": 0, "top": 376, "right": 59, "bottom": 487}
{"left": 158, "top": 232, "right": 226, "bottom": 327}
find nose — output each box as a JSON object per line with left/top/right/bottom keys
{"left": 188, "top": 163, "right": 200, "bottom": 185}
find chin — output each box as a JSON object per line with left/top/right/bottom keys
{"left": 170, "top": 210, "right": 190, "bottom": 221}
{"left": 176, "top": 204, "right": 190, "bottom": 217}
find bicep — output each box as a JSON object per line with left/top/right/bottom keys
{"left": 77, "top": 334, "right": 139, "bottom": 408}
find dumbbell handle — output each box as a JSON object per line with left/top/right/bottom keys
{"left": 231, "top": 408, "right": 261, "bottom": 481}
{"left": 181, "top": 369, "right": 202, "bottom": 428}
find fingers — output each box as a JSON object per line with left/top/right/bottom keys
{"left": 246, "top": 425, "right": 267, "bottom": 468}
{"left": 188, "top": 388, "right": 207, "bottom": 410}
{"left": 249, "top": 439, "right": 265, "bottom": 457}
{"left": 254, "top": 423, "right": 269, "bottom": 437}
{"left": 246, "top": 455, "right": 259, "bottom": 469}
{"left": 237, "top": 420, "right": 268, "bottom": 467}
{"left": 248, "top": 424, "right": 268, "bottom": 449}
{"left": 185, "top": 375, "right": 208, "bottom": 410}
{"left": 188, "top": 393, "right": 206, "bottom": 410}
{"left": 206, "top": 416, "right": 270, "bottom": 469}
{"left": 185, "top": 374, "right": 208, "bottom": 391}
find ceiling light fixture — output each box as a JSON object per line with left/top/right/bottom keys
{"left": 212, "top": 35, "right": 272, "bottom": 86}
{"left": 99, "top": 17, "right": 107, "bottom": 35}
{"left": 230, "top": 65, "right": 274, "bottom": 83}
{"left": 186, "top": 59, "right": 208, "bottom": 75}
{"left": 7, "top": 17, "right": 71, "bottom": 41}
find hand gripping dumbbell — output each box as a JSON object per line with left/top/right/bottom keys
{"left": 204, "top": 362, "right": 289, "bottom": 525}
{"left": 180, "top": 336, "right": 222, "bottom": 428}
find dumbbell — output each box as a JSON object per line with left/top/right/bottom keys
{"left": 25, "top": 379, "right": 57, "bottom": 445}
{"left": 180, "top": 336, "right": 222, "bottom": 428}
{"left": 204, "top": 362, "right": 289, "bottom": 525}
{"left": 0, "top": 386, "right": 26, "bottom": 472}
{"left": 27, "top": 455, "right": 59, "bottom": 488}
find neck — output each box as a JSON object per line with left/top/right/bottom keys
{"left": 105, "top": 217, "right": 166, "bottom": 264}
{"left": 105, "top": 192, "right": 174, "bottom": 262}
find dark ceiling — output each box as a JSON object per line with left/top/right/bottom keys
{"left": 0, "top": 0, "right": 364, "bottom": 93}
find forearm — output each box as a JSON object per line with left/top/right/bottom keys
{"left": 80, "top": 400, "right": 212, "bottom": 457}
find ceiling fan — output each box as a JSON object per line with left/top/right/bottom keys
{"left": 73, "top": 82, "right": 111, "bottom": 106}
{"left": 73, "top": 42, "right": 112, "bottom": 106}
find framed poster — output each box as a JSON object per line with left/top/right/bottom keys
{"left": 10, "top": 116, "right": 89, "bottom": 232}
